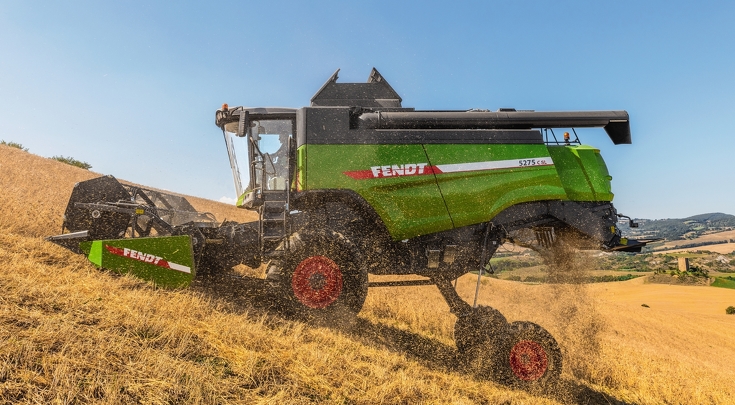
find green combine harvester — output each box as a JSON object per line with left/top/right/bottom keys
{"left": 49, "top": 68, "right": 650, "bottom": 389}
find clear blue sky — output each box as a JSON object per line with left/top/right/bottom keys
{"left": 1, "top": 1, "right": 734, "bottom": 219}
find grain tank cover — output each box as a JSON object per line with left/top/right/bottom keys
{"left": 309, "top": 68, "right": 631, "bottom": 145}
{"left": 310, "top": 68, "right": 403, "bottom": 108}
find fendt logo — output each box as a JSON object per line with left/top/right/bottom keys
{"left": 343, "top": 157, "right": 555, "bottom": 180}
{"left": 344, "top": 163, "right": 432, "bottom": 179}
{"left": 120, "top": 247, "right": 163, "bottom": 265}
{"left": 104, "top": 245, "right": 191, "bottom": 274}
{"left": 371, "top": 163, "right": 430, "bottom": 178}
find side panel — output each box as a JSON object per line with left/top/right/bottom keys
{"left": 423, "top": 144, "right": 567, "bottom": 228}
{"left": 80, "top": 235, "right": 195, "bottom": 288}
{"left": 548, "top": 145, "right": 614, "bottom": 202}
{"left": 575, "top": 146, "right": 614, "bottom": 201}
{"left": 300, "top": 144, "right": 453, "bottom": 239}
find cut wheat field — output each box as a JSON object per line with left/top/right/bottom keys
{"left": 657, "top": 243, "right": 735, "bottom": 255}
{"left": 656, "top": 230, "right": 735, "bottom": 255}
{"left": 1, "top": 144, "right": 735, "bottom": 404}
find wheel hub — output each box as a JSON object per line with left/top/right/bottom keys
{"left": 292, "top": 255, "right": 343, "bottom": 309}
{"left": 509, "top": 340, "right": 548, "bottom": 381}
{"left": 308, "top": 273, "right": 326, "bottom": 290}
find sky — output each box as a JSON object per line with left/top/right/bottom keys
{"left": 1, "top": 1, "right": 734, "bottom": 220}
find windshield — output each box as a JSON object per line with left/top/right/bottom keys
{"left": 222, "top": 124, "right": 247, "bottom": 197}
{"left": 222, "top": 117, "right": 292, "bottom": 199}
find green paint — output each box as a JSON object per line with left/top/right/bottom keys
{"left": 302, "top": 144, "right": 452, "bottom": 239}
{"left": 81, "top": 235, "right": 195, "bottom": 288}
{"left": 236, "top": 191, "right": 247, "bottom": 208}
{"left": 296, "top": 144, "right": 306, "bottom": 191}
{"left": 87, "top": 241, "right": 103, "bottom": 266}
{"left": 80, "top": 241, "right": 92, "bottom": 255}
{"left": 424, "top": 144, "right": 566, "bottom": 228}
{"left": 712, "top": 277, "right": 735, "bottom": 289}
{"left": 299, "top": 142, "right": 615, "bottom": 240}
{"left": 549, "top": 145, "right": 613, "bottom": 201}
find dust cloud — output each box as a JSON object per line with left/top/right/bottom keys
{"left": 539, "top": 240, "right": 607, "bottom": 382}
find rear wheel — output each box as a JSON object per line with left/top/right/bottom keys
{"left": 496, "top": 321, "right": 562, "bottom": 389}
{"left": 267, "top": 230, "right": 368, "bottom": 321}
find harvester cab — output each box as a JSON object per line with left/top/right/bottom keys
{"left": 50, "top": 68, "right": 654, "bottom": 389}
{"left": 220, "top": 108, "right": 296, "bottom": 205}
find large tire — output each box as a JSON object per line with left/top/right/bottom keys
{"left": 454, "top": 305, "right": 508, "bottom": 354}
{"left": 495, "top": 321, "right": 562, "bottom": 390}
{"left": 267, "top": 230, "right": 368, "bottom": 321}
{"left": 454, "top": 305, "right": 510, "bottom": 382}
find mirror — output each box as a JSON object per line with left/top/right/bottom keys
{"left": 236, "top": 110, "right": 247, "bottom": 137}
{"left": 250, "top": 121, "right": 266, "bottom": 141}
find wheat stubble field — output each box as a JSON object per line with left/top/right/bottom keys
{"left": 1, "top": 144, "right": 734, "bottom": 404}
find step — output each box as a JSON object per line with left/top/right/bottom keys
{"left": 262, "top": 217, "right": 286, "bottom": 222}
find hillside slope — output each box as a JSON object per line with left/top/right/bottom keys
{"left": 622, "top": 213, "right": 735, "bottom": 241}
{"left": 1, "top": 144, "right": 735, "bottom": 404}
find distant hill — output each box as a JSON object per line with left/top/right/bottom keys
{"left": 620, "top": 212, "right": 735, "bottom": 241}
{"left": 684, "top": 212, "right": 735, "bottom": 225}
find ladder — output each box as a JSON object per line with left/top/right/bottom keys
{"left": 260, "top": 190, "right": 288, "bottom": 259}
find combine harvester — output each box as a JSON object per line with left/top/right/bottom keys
{"left": 49, "top": 69, "right": 650, "bottom": 389}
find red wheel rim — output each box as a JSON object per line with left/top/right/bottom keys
{"left": 291, "top": 255, "right": 343, "bottom": 309}
{"left": 509, "top": 340, "right": 549, "bottom": 381}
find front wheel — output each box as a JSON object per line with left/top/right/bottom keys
{"left": 267, "top": 230, "right": 368, "bottom": 321}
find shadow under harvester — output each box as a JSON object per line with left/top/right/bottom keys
{"left": 192, "top": 271, "right": 634, "bottom": 405}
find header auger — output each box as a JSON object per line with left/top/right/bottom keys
{"left": 49, "top": 68, "right": 653, "bottom": 389}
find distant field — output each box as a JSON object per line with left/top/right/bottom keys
{"left": 2, "top": 144, "right": 735, "bottom": 404}
{"left": 657, "top": 242, "right": 735, "bottom": 255}
{"left": 654, "top": 229, "right": 735, "bottom": 254}
{"left": 494, "top": 265, "right": 651, "bottom": 282}
{"left": 681, "top": 229, "right": 735, "bottom": 243}
{"left": 712, "top": 277, "right": 735, "bottom": 289}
